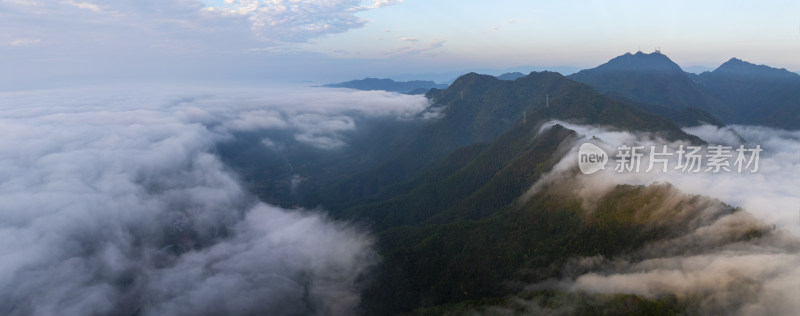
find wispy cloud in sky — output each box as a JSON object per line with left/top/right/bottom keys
{"left": 8, "top": 38, "right": 40, "bottom": 46}
{"left": 0, "top": 0, "right": 404, "bottom": 87}
{"left": 386, "top": 39, "right": 446, "bottom": 57}
{"left": 0, "top": 0, "right": 403, "bottom": 51}
{"left": 207, "top": 0, "right": 403, "bottom": 43}
{"left": 1, "top": 0, "right": 798, "bottom": 87}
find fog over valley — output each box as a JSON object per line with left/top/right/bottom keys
{"left": 0, "top": 85, "right": 426, "bottom": 315}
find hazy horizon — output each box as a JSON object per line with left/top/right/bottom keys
{"left": 2, "top": 0, "right": 799, "bottom": 89}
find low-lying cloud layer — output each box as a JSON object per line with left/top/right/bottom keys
{"left": 0, "top": 85, "right": 426, "bottom": 315}
{"left": 535, "top": 120, "right": 800, "bottom": 236}
{"left": 520, "top": 121, "right": 800, "bottom": 315}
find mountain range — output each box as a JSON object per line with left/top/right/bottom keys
{"left": 569, "top": 51, "right": 800, "bottom": 129}
{"left": 301, "top": 70, "right": 715, "bottom": 314}
{"left": 226, "top": 52, "right": 800, "bottom": 314}
{"left": 329, "top": 52, "right": 800, "bottom": 129}
{"left": 323, "top": 77, "right": 448, "bottom": 94}
{"left": 228, "top": 68, "right": 735, "bottom": 313}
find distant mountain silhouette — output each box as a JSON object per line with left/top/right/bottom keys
{"left": 705, "top": 58, "right": 799, "bottom": 79}
{"left": 568, "top": 51, "right": 730, "bottom": 122}
{"left": 496, "top": 72, "right": 526, "bottom": 80}
{"left": 696, "top": 58, "right": 800, "bottom": 129}
{"left": 323, "top": 78, "right": 448, "bottom": 94}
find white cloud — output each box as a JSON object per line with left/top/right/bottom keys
{"left": 366, "top": 0, "right": 403, "bottom": 9}
{"left": 0, "top": 0, "right": 405, "bottom": 86}
{"left": 223, "top": 109, "right": 288, "bottom": 131}
{"left": 8, "top": 38, "right": 40, "bottom": 46}
{"left": 386, "top": 39, "right": 446, "bottom": 57}
{"left": 0, "top": 85, "right": 425, "bottom": 315}
{"left": 517, "top": 121, "right": 800, "bottom": 314}
{"left": 531, "top": 120, "right": 800, "bottom": 235}
{"left": 204, "top": 0, "right": 403, "bottom": 43}
{"left": 205, "top": 86, "right": 429, "bottom": 148}
{"left": 63, "top": 0, "right": 100, "bottom": 12}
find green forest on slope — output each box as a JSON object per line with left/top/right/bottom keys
{"left": 219, "top": 68, "right": 796, "bottom": 315}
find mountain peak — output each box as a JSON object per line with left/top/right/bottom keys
{"left": 596, "top": 51, "right": 683, "bottom": 73}
{"left": 633, "top": 50, "right": 663, "bottom": 56}
{"left": 567, "top": 51, "right": 721, "bottom": 115}
{"left": 448, "top": 72, "right": 499, "bottom": 88}
{"left": 712, "top": 58, "right": 800, "bottom": 80}
{"left": 719, "top": 57, "right": 750, "bottom": 69}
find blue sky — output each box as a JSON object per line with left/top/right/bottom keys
{"left": 307, "top": 0, "right": 800, "bottom": 72}
{"left": 1, "top": 0, "right": 798, "bottom": 87}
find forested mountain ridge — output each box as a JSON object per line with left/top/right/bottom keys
{"left": 310, "top": 71, "right": 698, "bottom": 212}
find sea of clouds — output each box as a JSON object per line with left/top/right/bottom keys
{"left": 0, "top": 85, "right": 428, "bottom": 315}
